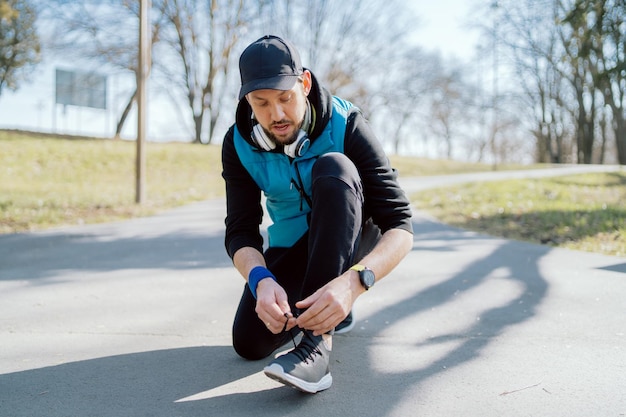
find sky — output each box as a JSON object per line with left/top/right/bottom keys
{"left": 0, "top": 1, "right": 481, "bottom": 141}
{"left": 409, "top": 2, "right": 480, "bottom": 59}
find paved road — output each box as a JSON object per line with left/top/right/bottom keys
{"left": 1, "top": 165, "right": 625, "bottom": 416}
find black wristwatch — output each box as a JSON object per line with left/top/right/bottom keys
{"left": 350, "top": 264, "right": 375, "bottom": 290}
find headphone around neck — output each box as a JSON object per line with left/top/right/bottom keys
{"left": 250, "top": 101, "right": 314, "bottom": 158}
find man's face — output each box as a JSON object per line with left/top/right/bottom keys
{"left": 246, "top": 71, "right": 311, "bottom": 146}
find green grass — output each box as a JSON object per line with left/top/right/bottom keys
{"left": 412, "top": 172, "right": 626, "bottom": 257}
{"left": 1, "top": 131, "right": 223, "bottom": 232}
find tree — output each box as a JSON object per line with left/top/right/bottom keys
{"left": 495, "top": 0, "right": 573, "bottom": 163}
{"left": 585, "top": 0, "right": 626, "bottom": 164}
{"left": 427, "top": 62, "right": 474, "bottom": 160}
{"left": 481, "top": 0, "right": 626, "bottom": 164}
{"left": 381, "top": 47, "right": 442, "bottom": 156}
{"left": 559, "top": 0, "right": 603, "bottom": 164}
{"left": 0, "top": 0, "right": 40, "bottom": 97}
{"left": 158, "top": 0, "right": 248, "bottom": 144}
{"left": 556, "top": 0, "right": 626, "bottom": 164}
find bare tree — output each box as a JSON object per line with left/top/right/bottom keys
{"left": 480, "top": 0, "right": 621, "bottom": 164}
{"left": 585, "top": 0, "right": 626, "bottom": 164}
{"left": 496, "top": 0, "right": 572, "bottom": 162}
{"left": 427, "top": 62, "right": 479, "bottom": 160}
{"left": 388, "top": 48, "right": 444, "bottom": 155}
{"left": 558, "top": 0, "right": 602, "bottom": 164}
{"left": 157, "top": 0, "right": 248, "bottom": 144}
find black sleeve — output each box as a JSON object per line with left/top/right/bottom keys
{"left": 343, "top": 110, "right": 414, "bottom": 235}
{"left": 221, "top": 126, "right": 265, "bottom": 259}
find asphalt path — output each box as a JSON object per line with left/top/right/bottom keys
{"left": 1, "top": 164, "right": 625, "bottom": 416}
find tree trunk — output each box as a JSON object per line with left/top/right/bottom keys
{"left": 614, "top": 114, "right": 626, "bottom": 165}
{"left": 604, "top": 88, "right": 626, "bottom": 165}
{"left": 193, "top": 112, "right": 203, "bottom": 144}
{"left": 115, "top": 89, "right": 137, "bottom": 139}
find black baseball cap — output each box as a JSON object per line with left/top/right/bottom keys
{"left": 238, "top": 35, "right": 304, "bottom": 100}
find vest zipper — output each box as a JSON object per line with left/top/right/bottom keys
{"left": 290, "top": 161, "right": 312, "bottom": 211}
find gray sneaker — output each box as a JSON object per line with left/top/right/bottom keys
{"left": 263, "top": 330, "right": 332, "bottom": 393}
{"left": 334, "top": 311, "right": 355, "bottom": 334}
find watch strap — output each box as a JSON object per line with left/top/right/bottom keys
{"left": 350, "top": 264, "right": 366, "bottom": 272}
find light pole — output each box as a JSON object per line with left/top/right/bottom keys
{"left": 136, "top": 0, "right": 151, "bottom": 204}
{"left": 491, "top": 0, "right": 499, "bottom": 169}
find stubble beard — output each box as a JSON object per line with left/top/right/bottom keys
{"left": 264, "top": 118, "right": 304, "bottom": 146}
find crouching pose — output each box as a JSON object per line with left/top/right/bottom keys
{"left": 221, "top": 35, "right": 414, "bottom": 393}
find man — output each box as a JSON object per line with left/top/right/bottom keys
{"left": 221, "top": 35, "right": 414, "bottom": 393}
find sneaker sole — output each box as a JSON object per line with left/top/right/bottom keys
{"left": 263, "top": 363, "right": 333, "bottom": 393}
{"left": 334, "top": 318, "right": 355, "bottom": 334}
{"left": 334, "top": 311, "right": 355, "bottom": 334}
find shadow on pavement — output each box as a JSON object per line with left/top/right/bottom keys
{"left": 0, "top": 345, "right": 366, "bottom": 417}
{"left": 324, "top": 217, "right": 551, "bottom": 415}
{"left": 0, "top": 346, "right": 270, "bottom": 417}
{"left": 0, "top": 229, "right": 231, "bottom": 282}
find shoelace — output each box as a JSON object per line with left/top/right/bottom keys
{"left": 282, "top": 313, "right": 322, "bottom": 364}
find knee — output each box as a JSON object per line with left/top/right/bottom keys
{"left": 233, "top": 341, "right": 268, "bottom": 361}
{"left": 233, "top": 331, "right": 269, "bottom": 361}
{"left": 232, "top": 325, "right": 281, "bottom": 361}
{"left": 312, "top": 153, "right": 361, "bottom": 188}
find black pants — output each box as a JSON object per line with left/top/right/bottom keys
{"left": 232, "top": 153, "right": 380, "bottom": 360}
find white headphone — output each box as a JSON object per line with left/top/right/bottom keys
{"left": 250, "top": 101, "right": 313, "bottom": 158}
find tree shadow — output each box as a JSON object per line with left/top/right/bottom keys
{"left": 0, "top": 201, "right": 232, "bottom": 282}
{"left": 325, "top": 215, "right": 551, "bottom": 415}
{"left": 598, "top": 262, "right": 626, "bottom": 273}
{"left": 457, "top": 207, "right": 625, "bottom": 249}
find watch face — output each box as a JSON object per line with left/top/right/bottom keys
{"left": 361, "top": 269, "right": 375, "bottom": 289}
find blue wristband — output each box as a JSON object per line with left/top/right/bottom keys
{"left": 248, "top": 266, "right": 276, "bottom": 299}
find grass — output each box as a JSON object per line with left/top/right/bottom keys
{"left": 1, "top": 130, "right": 223, "bottom": 232}
{"left": 412, "top": 172, "right": 626, "bottom": 257}
{"left": 2, "top": 130, "right": 625, "bottom": 257}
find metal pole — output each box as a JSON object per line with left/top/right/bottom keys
{"left": 491, "top": 0, "right": 499, "bottom": 170}
{"left": 136, "top": 0, "right": 150, "bottom": 204}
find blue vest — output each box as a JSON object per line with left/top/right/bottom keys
{"left": 234, "top": 96, "right": 352, "bottom": 247}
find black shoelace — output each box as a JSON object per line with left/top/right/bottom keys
{"left": 282, "top": 313, "right": 322, "bottom": 364}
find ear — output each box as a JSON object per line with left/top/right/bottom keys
{"left": 302, "top": 70, "right": 312, "bottom": 96}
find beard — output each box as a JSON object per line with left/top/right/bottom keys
{"left": 262, "top": 118, "right": 304, "bottom": 146}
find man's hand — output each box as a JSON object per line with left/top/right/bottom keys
{"left": 295, "top": 271, "right": 364, "bottom": 336}
{"left": 255, "top": 278, "right": 297, "bottom": 334}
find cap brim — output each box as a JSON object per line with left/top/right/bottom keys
{"left": 238, "top": 75, "right": 299, "bottom": 100}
